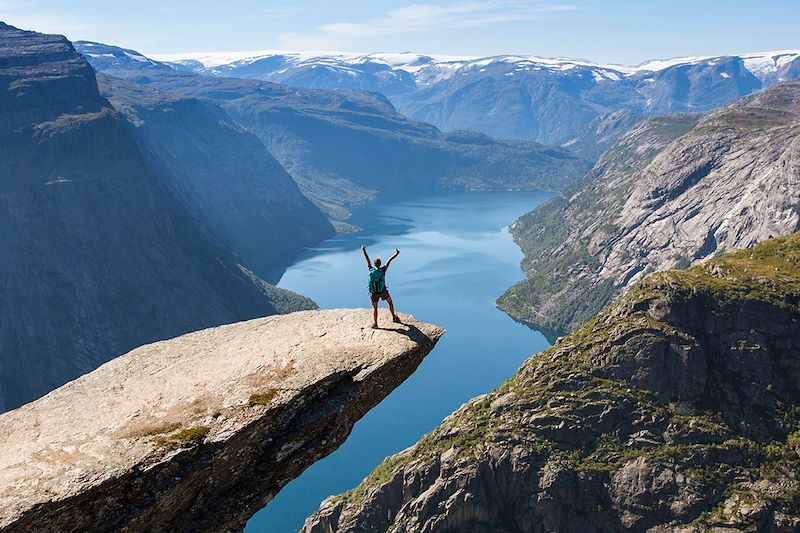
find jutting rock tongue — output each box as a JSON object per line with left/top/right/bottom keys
{"left": 0, "top": 310, "right": 444, "bottom": 532}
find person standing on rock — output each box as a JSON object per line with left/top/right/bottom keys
{"left": 361, "top": 244, "right": 401, "bottom": 329}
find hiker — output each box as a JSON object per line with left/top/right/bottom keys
{"left": 361, "top": 244, "right": 400, "bottom": 328}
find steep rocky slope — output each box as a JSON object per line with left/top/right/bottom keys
{"left": 0, "top": 310, "right": 444, "bottom": 532}
{"left": 96, "top": 74, "right": 334, "bottom": 279}
{"left": 559, "top": 108, "right": 645, "bottom": 161}
{"left": 76, "top": 42, "right": 591, "bottom": 221}
{"left": 498, "top": 81, "right": 800, "bottom": 336}
{"left": 0, "top": 23, "right": 322, "bottom": 410}
{"left": 304, "top": 234, "right": 800, "bottom": 533}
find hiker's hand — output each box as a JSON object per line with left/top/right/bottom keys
{"left": 361, "top": 244, "right": 366, "bottom": 251}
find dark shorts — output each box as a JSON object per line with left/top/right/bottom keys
{"left": 370, "top": 290, "right": 391, "bottom": 303}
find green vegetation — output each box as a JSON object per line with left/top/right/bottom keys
{"left": 337, "top": 455, "right": 406, "bottom": 506}
{"left": 496, "top": 185, "right": 618, "bottom": 336}
{"left": 654, "top": 234, "right": 800, "bottom": 311}
{"left": 248, "top": 388, "right": 279, "bottom": 406}
{"left": 237, "top": 266, "right": 317, "bottom": 314}
{"left": 643, "top": 114, "right": 703, "bottom": 139}
{"left": 164, "top": 425, "right": 210, "bottom": 448}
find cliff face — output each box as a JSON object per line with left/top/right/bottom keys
{"left": 0, "top": 22, "right": 103, "bottom": 128}
{"left": 0, "top": 23, "right": 323, "bottom": 411}
{"left": 97, "top": 74, "right": 334, "bottom": 280}
{"left": 498, "top": 81, "right": 800, "bottom": 336}
{"left": 304, "top": 234, "right": 800, "bottom": 532}
{"left": 0, "top": 310, "right": 444, "bottom": 532}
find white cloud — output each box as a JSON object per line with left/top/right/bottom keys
{"left": 277, "top": 1, "right": 576, "bottom": 49}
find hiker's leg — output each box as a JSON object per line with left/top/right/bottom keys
{"left": 371, "top": 300, "right": 379, "bottom": 326}
{"left": 387, "top": 296, "right": 397, "bottom": 317}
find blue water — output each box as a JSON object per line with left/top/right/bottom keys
{"left": 246, "top": 191, "right": 552, "bottom": 532}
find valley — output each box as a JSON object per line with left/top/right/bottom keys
{"left": 0, "top": 12, "right": 798, "bottom": 533}
{"left": 77, "top": 42, "right": 591, "bottom": 225}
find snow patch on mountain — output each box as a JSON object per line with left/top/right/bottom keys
{"left": 152, "top": 48, "right": 800, "bottom": 88}
{"left": 741, "top": 50, "right": 800, "bottom": 77}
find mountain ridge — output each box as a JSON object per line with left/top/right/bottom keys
{"left": 151, "top": 48, "right": 800, "bottom": 79}
{"left": 140, "top": 47, "right": 800, "bottom": 146}
{"left": 498, "top": 80, "right": 800, "bottom": 337}
{"left": 77, "top": 40, "right": 591, "bottom": 222}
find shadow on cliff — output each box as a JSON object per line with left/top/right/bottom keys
{"left": 379, "top": 323, "right": 436, "bottom": 346}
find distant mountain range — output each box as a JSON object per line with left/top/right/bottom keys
{"left": 5, "top": 20, "right": 800, "bottom": 533}
{"left": 76, "top": 41, "right": 591, "bottom": 222}
{"left": 135, "top": 48, "right": 800, "bottom": 147}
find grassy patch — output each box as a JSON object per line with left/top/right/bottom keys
{"left": 652, "top": 233, "right": 800, "bottom": 311}
{"left": 162, "top": 425, "right": 210, "bottom": 448}
{"left": 249, "top": 388, "right": 280, "bottom": 406}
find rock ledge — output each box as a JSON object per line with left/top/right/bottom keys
{"left": 0, "top": 309, "right": 443, "bottom": 532}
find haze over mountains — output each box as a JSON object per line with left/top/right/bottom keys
{"left": 3, "top": 22, "right": 796, "bottom": 411}
{"left": 76, "top": 41, "right": 591, "bottom": 223}
{"left": 150, "top": 48, "right": 800, "bottom": 147}
{"left": 95, "top": 74, "right": 334, "bottom": 279}
{"left": 0, "top": 21, "right": 592, "bottom": 410}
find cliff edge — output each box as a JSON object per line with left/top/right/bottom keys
{"left": 0, "top": 310, "right": 444, "bottom": 532}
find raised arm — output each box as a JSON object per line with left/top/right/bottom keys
{"left": 385, "top": 248, "right": 400, "bottom": 269}
{"left": 361, "top": 244, "right": 372, "bottom": 270}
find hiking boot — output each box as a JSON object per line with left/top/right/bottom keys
{"left": 371, "top": 323, "right": 378, "bottom": 329}
{"left": 392, "top": 315, "right": 401, "bottom": 323}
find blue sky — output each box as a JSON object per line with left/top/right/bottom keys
{"left": 1, "top": 0, "right": 798, "bottom": 64}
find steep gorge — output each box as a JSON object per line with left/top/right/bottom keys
{"left": 76, "top": 41, "right": 592, "bottom": 223}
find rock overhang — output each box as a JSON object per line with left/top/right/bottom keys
{"left": 0, "top": 309, "right": 444, "bottom": 532}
